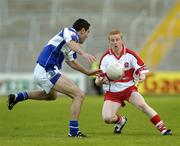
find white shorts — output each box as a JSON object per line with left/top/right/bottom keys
{"left": 33, "top": 63, "right": 61, "bottom": 93}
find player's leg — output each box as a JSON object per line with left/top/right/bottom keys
{"left": 28, "top": 90, "right": 57, "bottom": 100}
{"left": 52, "top": 74, "right": 86, "bottom": 137}
{"left": 8, "top": 90, "right": 57, "bottom": 110}
{"left": 102, "top": 100, "right": 127, "bottom": 134}
{"left": 129, "top": 92, "right": 157, "bottom": 117}
{"left": 102, "top": 100, "right": 121, "bottom": 123}
{"left": 129, "top": 92, "right": 172, "bottom": 135}
{"left": 8, "top": 63, "right": 59, "bottom": 110}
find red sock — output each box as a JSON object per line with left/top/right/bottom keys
{"left": 150, "top": 115, "right": 167, "bottom": 133}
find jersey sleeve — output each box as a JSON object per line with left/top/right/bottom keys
{"left": 63, "top": 28, "right": 78, "bottom": 43}
{"left": 65, "top": 50, "right": 77, "bottom": 61}
{"left": 130, "top": 51, "right": 149, "bottom": 80}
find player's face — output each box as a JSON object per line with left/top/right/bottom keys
{"left": 109, "top": 34, "right": 123, "bottom": 50}
{"left": 79, "top": 28, "right": 90, "bottom": 44}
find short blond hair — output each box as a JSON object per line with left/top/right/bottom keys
{"left": 108, "top": 29, "right": 123, "bottom": 40}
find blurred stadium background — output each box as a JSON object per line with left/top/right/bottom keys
{"left": 0, "top": 0, "right": 180, "bottom": 95}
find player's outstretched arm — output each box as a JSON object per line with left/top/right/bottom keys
{"left": 67, "top": 41, "right": 96, "bottom": 63}
{"left": 66, "top": 60, "right": 101, "bottom": 76}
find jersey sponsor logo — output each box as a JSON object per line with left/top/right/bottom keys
{"left": 124, "top": 62, "right": 129, "bottom": 68}
{"left": 47, "top": 70, "right": 58, "bottom": 80}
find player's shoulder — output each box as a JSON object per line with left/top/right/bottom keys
{"left": 60, "top": 27, "right": 77, "bottom": 35}
{"left": 60, "top": 27, "right": 79, "bottom": 42}
{"left": 126, "top": 48, "right": 144, "bottom": 65}
{"left": 126, "top": 48, "right": 137, "bottom": 55}
{"left": 68, "top": 27, "right": 78, "bottom": 34}
{"left": 99, "top": 49, "right": 111, "bottom": 62}
{"left": 126, "top": 48, "right": 141, "bottom": 58}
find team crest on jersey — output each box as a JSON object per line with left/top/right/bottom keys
{"left": 124, "top": 62, "right": 129, "bottom": 68}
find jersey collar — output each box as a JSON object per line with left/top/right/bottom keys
{"left": 109, "top": 44, "right": 126, "bottom": 60}
{"left": 69, "top": 27, "right": 80, "bottom": 40}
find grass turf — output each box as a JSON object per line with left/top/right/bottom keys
{"left": 0, "top": 95, "right": 180, "bottom": 146}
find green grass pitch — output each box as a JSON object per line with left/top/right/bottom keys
{"left": 0, "top": 95, "right": 180, "bottom": 146}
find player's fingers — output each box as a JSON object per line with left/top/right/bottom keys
{"left": 88, "top": 55, "right": 96, "bottom": 63}
{"left": 95, "top": 69, "right": 103, "bottom": 75}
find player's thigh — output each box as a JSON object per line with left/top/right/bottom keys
{"left": 129, "top": 92, "right": 147, "bottom": 108}
{"left": 102, "top": 100, "right": 121, "bottom": 118}
{"left": 53, "top": 74, "right": 83, "bottom": 98}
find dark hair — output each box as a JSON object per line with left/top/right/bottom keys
{"left": 72, "top": 18, "right": 90, "bottom": 31}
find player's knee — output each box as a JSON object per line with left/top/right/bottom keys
{"left": 103, "top": 115, "right": 113, "bottom": 124}
{"left": 74, "top": 91, "right": 85, "bottom": 102}
{"left": 45, "top": 91, "right": 57, "bottom": 100}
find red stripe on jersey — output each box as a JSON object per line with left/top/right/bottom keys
{"left": 99, "top": 50, "right": 110, "bottom": 69}
{"left": 135, "top": 65, "right": 147, "bottom": 75}
{"left": 126, "top": 48, "right": 144, "bottom": 66}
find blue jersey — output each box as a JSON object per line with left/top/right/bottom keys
{"left": 37, "top": 27, "right": 78, "bottom": 71}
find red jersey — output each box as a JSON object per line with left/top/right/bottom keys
{"left": 99, "top": 45, "right": 148, "bottom": 92}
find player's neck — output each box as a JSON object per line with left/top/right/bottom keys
{"left": 113, "top": 47, "right": 122, "bottom": 57}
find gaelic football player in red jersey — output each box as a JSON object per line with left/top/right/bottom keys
{"left": 95, "top": 30, "right": 172, "bottom": 135}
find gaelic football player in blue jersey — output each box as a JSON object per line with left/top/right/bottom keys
{"left": 8, "top": 18, "right": 100, "bottom": 138}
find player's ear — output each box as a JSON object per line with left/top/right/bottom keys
{"left": 80, "top": 28, "right": 86, "bottom": 34}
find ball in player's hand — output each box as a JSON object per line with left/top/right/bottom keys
{"left": 106, "top": 62, "right": 124, "bottom": 80}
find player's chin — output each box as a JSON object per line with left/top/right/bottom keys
{"left": 79, "top": 39, "right": 85, "bottom": 44}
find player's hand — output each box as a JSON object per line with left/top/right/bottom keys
{"left": 95, "top": 74, "right": 109, "bottom": 86}
{"left": 82, "top": 52, "right": 96, "bottom": 63}
{"left": 138, "top": 73, "right": 146, "bottom": 83}
{"left": 87, "top": 69, "right": 102, "bottom": 76}
{"left": 134, "top": 73, "right": 146, "bottom": 86}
